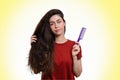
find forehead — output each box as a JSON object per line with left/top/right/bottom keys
{"left": 49, "top": 14, "right": 62, "bottom": 22}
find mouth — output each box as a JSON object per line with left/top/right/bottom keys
{"left": 55, "top": 29, "right": 60, "bottom": 32}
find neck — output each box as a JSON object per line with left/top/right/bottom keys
{"left": 55, "top": 35, "right": 67, "bottom": 44}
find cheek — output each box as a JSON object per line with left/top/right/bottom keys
{"left": 62, "top": 26, "right": 65, "bottom": 31}
{"left": 50, "top": 26, "right": 53, "bottom": 29}
{"left": 50, "top": 26, "right": 54, "bottom": 32}
{"left": 61, "top": 23, "right": 65, "bottom": 29}
{"left": 62, "top": 24, "right": 65, "bottom": 32}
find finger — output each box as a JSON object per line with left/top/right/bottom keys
{"left": 73, "top": 44, "right": 80, "bottom": 49}
{"left": 31, "top": 39, "right": 36, "bottom": 42}
{"left": 75, "top": 42, "right": 80, "bottom": 45}
{"left": 73, "top": 45, "right": 80, "bottom": 51}
{"left": 74, "top": 47, "right": 79, "bottom": 51}
{"left": 75, "top": 42, "right": 81, "bottom": 47}
{"left": 31, "top": 35, "right": 37, "bottom": 43}
{"left": 73, "top": 44, "right": 78, "bottom": 48}
{"left": 73, "top": 42, "right": 80, "bottom": 48}
{"left": 32, "top": 37, "right": 37, "bottom": 40}
{"left": 31, "top": 35, "right": 37, "bottom": 38}
{"left": 31, "top": 35, "right": 37, "bottom": 40}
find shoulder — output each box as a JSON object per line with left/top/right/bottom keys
{"left": 67, "top": 39, "right": 76, "bottom": 45}
{"left": 68, "top": 39, "right": 75, "bottom": 43}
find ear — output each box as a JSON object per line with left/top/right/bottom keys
{"left": 64, "top": 22, "right": 66, "bottom": 33}
{"left": 64, "top": 21, "right": 66, "bottom": 26}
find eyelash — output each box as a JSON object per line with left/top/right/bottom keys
{"left": 57, "top": 21, "right": 61, "bottom": 23}
{"left": 50, "top": 20, "right": 61, "bottom": 26}
{"left": 50, "top": 23, "right": 53, "bottom": 26}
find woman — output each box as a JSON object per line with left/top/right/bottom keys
{"left": 28, "top": 9, "right": 82, "bottom": 80}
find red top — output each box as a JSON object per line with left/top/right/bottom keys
{"left": 41, "top": 40, "right": 82, "bottom": 80}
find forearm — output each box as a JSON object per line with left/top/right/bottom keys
{"left": 72, "top": 56, "right": 82, "bottom": 77}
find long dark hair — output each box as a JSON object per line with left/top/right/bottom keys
{"left": 28, "top": 9, "right": 65, "bottom": 74}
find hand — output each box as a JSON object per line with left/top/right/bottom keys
{"left": 72, "top": 42, "right": 80, "bottom": 57}
{"left": 31, "top": 35, "right": 37, "bottom": 44}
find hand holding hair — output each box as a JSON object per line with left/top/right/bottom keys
{"left": 31, "top": 35, "right": 37, "bottom": 44}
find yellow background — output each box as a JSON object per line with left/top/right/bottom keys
{"left": 0, "top": 0, "right": 120, "bottom": 80}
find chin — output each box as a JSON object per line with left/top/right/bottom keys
{"left": 54, "top": 33, "right": 62, "bottom": 36}
{"left": 55, "top": 34, "right": 61, "bottom": 36}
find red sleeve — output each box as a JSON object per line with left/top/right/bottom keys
{"left": 77, "top": 46, "right": 82, "bottom": 60}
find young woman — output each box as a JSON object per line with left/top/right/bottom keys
{"left": 28, "top": 9, "right": 82, "bottom": 80}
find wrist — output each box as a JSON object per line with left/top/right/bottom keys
{"left": 72, "top": 55, "right": 77, "bottom": 60}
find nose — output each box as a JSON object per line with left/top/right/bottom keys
{"left": 55, "top": 23, "right": 59, "bottom": 28}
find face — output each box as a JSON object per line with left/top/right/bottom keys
{"left": 49, "top": 14, "right": 65, "bottom": 36}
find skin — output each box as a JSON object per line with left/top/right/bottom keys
{"left": 31, "top": 14, "right": 82, "bottom": 77}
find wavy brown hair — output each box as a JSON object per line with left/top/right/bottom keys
{"left": 28, "top": 9, "right": 65, "bottom": 75}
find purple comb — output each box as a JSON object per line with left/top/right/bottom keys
{"left": 77, "top": 27, "right": 86, "bottom": 42}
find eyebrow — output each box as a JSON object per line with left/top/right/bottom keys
{"left": 49, "top": 19, "right": 61, "bottom": 23}
{"left": 56, "top": 19, "right": 61, "bottom": 22}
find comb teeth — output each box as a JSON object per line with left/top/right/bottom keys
{"left": 77, "top": 27, "right": 86, "bottom": 42}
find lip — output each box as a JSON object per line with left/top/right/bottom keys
{"left": 55, "top": 29, "right": 60, "bottom": 32}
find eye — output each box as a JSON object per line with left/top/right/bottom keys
{"left": 50, "top": 23, "right": 53, "bottom": 26}
{"left": 57, "top": 20, "right": 61, "bottom": 23}
{"left": 50, "top": 23, "right": 54, "bottom": 26}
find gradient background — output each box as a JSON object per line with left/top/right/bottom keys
{"left": 0, "top": 0, "right": 120, "bottom": 80}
